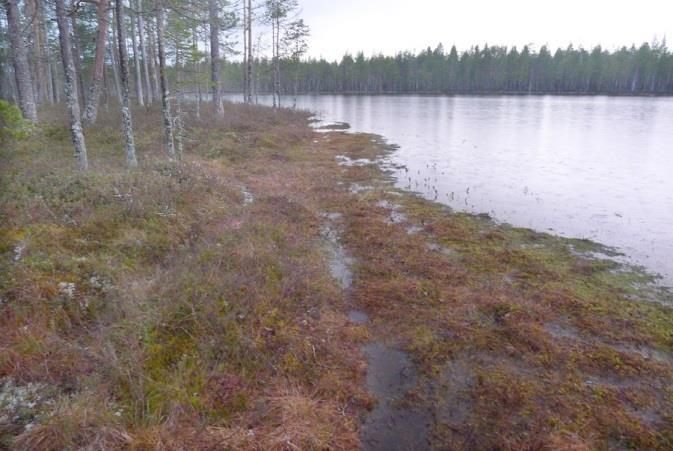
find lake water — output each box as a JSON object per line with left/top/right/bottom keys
{"left": 226, "top": 94, "right": 673, "bottom": 286}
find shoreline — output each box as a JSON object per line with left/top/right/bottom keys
{"left": 220, "top": 90, "right": 673, "bottom": 98}
{"left": 320, "top": 120, "right": 673, "bottom": 293}
{"left": 1, "top": 102, "right": 672, "bottom": 448}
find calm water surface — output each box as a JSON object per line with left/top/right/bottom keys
{"left": 228, "top": 94, "right": 673, "bottom": 286}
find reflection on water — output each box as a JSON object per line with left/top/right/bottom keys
{"left": 226, "top": 94, "right": 673, "bottom": 286}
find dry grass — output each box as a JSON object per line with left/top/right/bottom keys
{"left": 1, "top": 103, "right": 365, "bottom": 449}
{"left": 1, "top": 102, "right": 673, "bottom": 449}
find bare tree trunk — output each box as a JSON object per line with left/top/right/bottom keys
{"left": 193, "top": 22, "right": 201, "bottom": 119}
{"left": 155, "top": 0, "right": 175, "bottom": 158}
{"left": 275, "top": 15, "right": 281, "bottom": 107}
{"left": 109, "top": 5, "right": 123, "bottom": 103}
{"left": 137, "top": 0, "right": 153, "bottom": 104}
{"left": 208, "top": 0, "right": 223, "bottom": 116}
{"left": 70, "top": 15, "right": 86, "bottom": 109}
{"left": 25, "top": 0, "right": 49, "bottom": 104}
{"left": 55, "top": 0, "right": 88, "bottom": 170}
{"left": 1, "top": 0, "right": 38, "bottom": 123}
{"left": 129, "top": 2, "right": 144, "bottom": 106}
{"left": 37, "top": 0, "right": 56, "bottom": 104}
{"left": 82, "top": 0, "right": 111, "bottom": 126}
{"left": 37, "top": 0, "right": 55, "bottom": 104}
{"left": 245, "top": 0, "right": 253, "bottom": 104}
{"left": 174, "top": 40, "right": 184, "bottom": 158}
{"left": 116, "top": 0, "right": 139, "bottom": 167}
{"left": 147, "top": 17, "right": 160, "bottom": 99}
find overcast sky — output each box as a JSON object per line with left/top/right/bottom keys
{"left": 298, "top": 0, "right": 673, "bottom": 61}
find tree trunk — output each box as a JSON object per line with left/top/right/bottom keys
{"left": 37, "top": 0, "right": 55, "bottom": 104}
{"left": 155, "top": 0, "right": 175, "bottom": 158}
{"left": 82, "top": 0, "right": 111, "bottom": 126}
{"left": 70, "top": 15, "right": 86, "bottom": 109}
{"left": 55, "top": 0, "right": 88, "bottom": 170}
{"left": 208, "top": 0, "right": 223, "bottom": 116}
{"left": 147, "top": 17, "right": 160, "bottom": 99}
{"left": 246, "top": 0, "right": 253, "bottom": 103}
{"left": 174, "top": 40, "right": 184, "bottom": 157}
{"left": 108, "top": 14, "right": 123, "bottom": 104}
{"left": 1, "top": 0, "right": 38, "bottom": 123}
{"left": 193, "top": 22, "right": 201, "bottom": 119}
{"left": 25, "top": 0, "right": 49, "bottom": 104}
{"left": 137, "top": 0, "right": 153, "bottom": 104}
{"left": 37, "top": 0, "right": 56, "bottom": 104}
{"left": 116, "top": 0, "right": 139, "bottom": 167}
{"left": 129, "top": 2, "right": 144, "bottom": 106}
{"left": 274, "top": 15, "right": 281, "bottom": 107}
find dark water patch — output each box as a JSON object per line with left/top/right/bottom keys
{"left": 544, "top": 321, "right": 582, "bottom": 341}
{"left": 425, "top": 242, "right": 458, "bottom": 257}
{"left": 545, "top": 321, "right": 673, "bottom": 366}
{"left": 318, "top": 121, "right": 351, "bottom": 131}
{"left": 432, "top": 356, "right": 477, "bottom": 433}
{"left": 361, "top": 342, "right": 431, "bottom": 451}
{"left": 348, "top": 310, "right": 369, "bottom": 325}
{"left": 321, "top": 212, "right": 354, "bottom": 289}
{"left": 612, "top": 343, "right": 673, "bottom": 366}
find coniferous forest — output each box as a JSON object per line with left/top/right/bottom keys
{"left": 221, "top": 42, "right": 673, "bottom": 95}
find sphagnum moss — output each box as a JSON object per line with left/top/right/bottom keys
{"left": 1, "top": 102, "right": 672, "bottom": 449}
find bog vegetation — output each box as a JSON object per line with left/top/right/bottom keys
{"left": 1, "top": 0, "right": 673, "bottom": 450}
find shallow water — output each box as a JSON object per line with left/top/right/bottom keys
{"left": 361, "top": 342, "right": 430, "bottom": 451}
{"left": 227, "top": 94, "right": 673, "bottom": 286}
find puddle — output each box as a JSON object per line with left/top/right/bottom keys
{"left": 348, "top": 310, "right": 369, "bottom": 325}
{"left": 613, "top": 343, "right": 673, "bottom": 365}
{"left": 336, "top": 155, "right": 375, "bottom": 167}
{"left": 350, "top": 183, "right": 374, "bottom": 194}
{"left": 425, "top": 242, "right": 458, "bottom": 257}
{"left": 544, "top": 321, "right": 582, "bottom": 341}
{"left": 361, "top": 342, "right": 430, "bottom": 451}
{"left": 376, "top": 200, "right": 408, "bottom": 225}
{"left": 322, "top": 213, "right": 354, "bottom": 289}
{"left": 240, "top": 186, "right": 254, "bottom": 206}
{"left": 545, "top": 322, "right": 673, "bottom": 365}
{"left": 318, "top": 121, "right": 351, "bottom": 131}
{"left": 433, "top": 356, "right": 476, "bottom": 429}
{"left": 407, "top": 225, "right": 423, "bottom": 235}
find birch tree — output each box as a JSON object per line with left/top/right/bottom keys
{"left": 82, "top": 0, "right": 111, "bottom": 125}
{"left": 116, "top": 0, "right": 139, "bottom": 167}
{"left": 1, "top": 0, "right": 38, "bottom": 123}
{"left": 155, "top": 0, "right": 175, "bottom": 158}
{"left": 55, "top": 0, "right": 88, "bottom": 169}
{"left": 208, "top": 0, "right": 223, "bottom": 116}
{"left": 137, "top": 0, "right": 153, "bottom": 104}
{"left": 243, "top": 0, "right": 252, "bottom": 103}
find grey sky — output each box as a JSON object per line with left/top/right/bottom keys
{"left": 299, "top": 0, "right": 673, "bottom": 61}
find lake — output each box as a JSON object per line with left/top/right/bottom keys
{"left": 226, "top": 94, "right": 673, "bottom": 286}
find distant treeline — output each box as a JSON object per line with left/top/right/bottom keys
{"left": 221, "top": 42, "right": 673, "bottom": 96}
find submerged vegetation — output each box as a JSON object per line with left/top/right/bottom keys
{"left": 1, "top": 102, "right": 672, "bottom": 449}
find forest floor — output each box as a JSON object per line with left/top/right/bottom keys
{"left": 1, "top": 102, "right": 673, "bottom": 450}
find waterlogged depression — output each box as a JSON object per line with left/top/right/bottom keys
{"left": 226, "top": 94, "right": 673, "bottom": 287}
